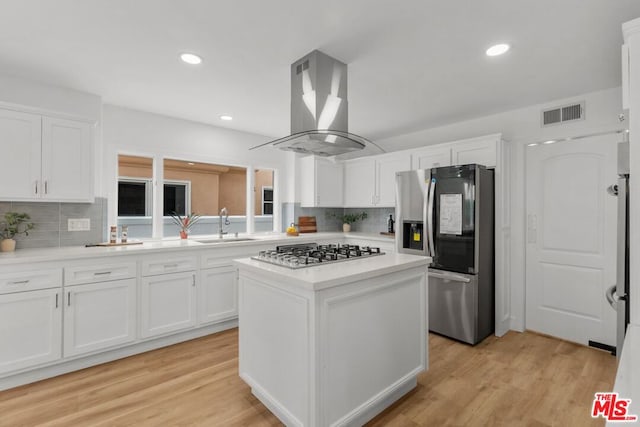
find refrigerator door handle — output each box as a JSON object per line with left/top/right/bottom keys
{"left": 605, "top": 284, "right": 618, "bottom": 310}
{"left": 428, "top": 270, "right": 471, "bottom": 283}
{"left": 427, "top": 178, "right": 436, "bottom": 258}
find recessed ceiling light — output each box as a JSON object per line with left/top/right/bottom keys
{"left": 187, "top": 162, "right": 195, "bottom": 166}
{"left": 543, "top": 140, "right": 556, "bottom": 145}
{"left": 220, "top": 115, "right": 233, "bottom": 121}
{"left": 527, "top": 143, "right": 538, "bottom": 147}
{"left": 180, "top": 53, "right": 202, "bottom": 65}
{"left": 486, "top": 43, "right": 510, "bottom": 57}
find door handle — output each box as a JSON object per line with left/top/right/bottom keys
{"left": 428, "top": 270, "right": 471, "bottom": 283}
{"left": 427, "top": 178, "right": 436, "bottom": 257}
{"left": 605, "top": 285, "right": 617, "bottom": 310}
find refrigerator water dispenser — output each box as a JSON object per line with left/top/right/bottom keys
{"left": 402, "top": 221, "right": 424, "bottom": 251}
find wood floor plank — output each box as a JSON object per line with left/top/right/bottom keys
{"left": 0, "top": 329, "right": 616, "bottom": 426}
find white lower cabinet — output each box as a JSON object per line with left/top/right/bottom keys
{"left": 63, "top": 279, "right": 137, "bottom": 357}
{"left": 141, "top": 271, "right": 197, "bottom": 338}
{"left": 0, "top": 288, "right": 62, "bottom": 374}
{"left": 198, "top": 265, "right": 238, "bottom": 325}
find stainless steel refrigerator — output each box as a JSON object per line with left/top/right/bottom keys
{"left": 395, "top": 164, "right": 494, "bottom": 345}
{"left": 606, "top": 141, "right": 630, "bottom": 357}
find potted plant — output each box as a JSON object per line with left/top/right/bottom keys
{"left": 326, "top": 211, "right": 368, "bottom": 232}
{"left": 169, "top": 212, "right": 202, "bottom": 239}
{"left": 0, "top": 212, "right": 35, "bottom": 252}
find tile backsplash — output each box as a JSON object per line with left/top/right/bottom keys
{"left": 0, "top": 197, "right": 107, "bottom": 249}
{"left": 282, "top": 203, "right": 395, "bottom": 234}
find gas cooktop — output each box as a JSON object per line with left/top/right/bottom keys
{"left": 251, "top": 243, "right": 385, "bottom": 269}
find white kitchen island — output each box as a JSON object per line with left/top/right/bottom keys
{"left": 235, "top": 253, "right": 430, "bottom": 427}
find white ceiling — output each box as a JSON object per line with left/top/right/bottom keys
{"left": 1, "top": 1, "right": 639, "bottom": 143}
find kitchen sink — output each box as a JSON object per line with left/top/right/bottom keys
{"left": 195, "top": 238, "right": 257, "bottom": 244}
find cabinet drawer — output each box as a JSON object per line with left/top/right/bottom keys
{"left": 0, "top": 269, "right": 62, "bottom": 294}
{"left": 142, "top": 255, "right": 197, "bottom": 276}
{"left": 65, "top": 262, "right": 137, "bottom": 286}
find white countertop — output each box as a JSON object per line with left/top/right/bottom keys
{"left": 234, "top": 253, "right": 430, "bottom": 291}
{"left": 0, "top": 232, "right": 395, "bottom": 265}
{"left": 609, "top": 324, "right": 640, "bottom": 426}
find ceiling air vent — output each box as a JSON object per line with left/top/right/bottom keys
{"left": 541, "top": 102, "right": 585, "bottom": 127}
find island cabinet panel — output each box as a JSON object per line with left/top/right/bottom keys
{"left": 236, "top": 257, "right": 429, "bottom": 427}
{"left": 239, "top": 276, "right": 311, "bottom": 426}
{"left": 63, "top": 279, "right": 137, "bottom": 357}
{"left": 0, "top": 288, "right": 62, "bottom": 375}
{"left": 320, "top": 272, "right": 426, "bottom": 426}
{"left": 198, "top": 265, "right": 238, "bottom": 325}
{"left": 140, "top": 271, "right": 197, "bottom": 338}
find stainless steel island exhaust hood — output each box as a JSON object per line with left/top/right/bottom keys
{"left": 250, "top": 50, "right": 384, "bottom": 157}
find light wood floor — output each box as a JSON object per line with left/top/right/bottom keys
{"left": 0, "top": 329, "right": 616, "bottom": 427}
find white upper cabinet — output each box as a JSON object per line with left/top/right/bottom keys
{"left": 343, "top": 158, "right": 376, "bottom": 207}
{"left": 0, "top": 108, "right": 94, "bottom": 202}
{"left": 344, "top": 152, "right": 410, "bottom": 207}
{"left": 410, "top": 134, "right": 499, "bottom": 170}
{"left": 299, "top": 156, "right": 344, "bottom": 207}
{"left": 411, "top": 145, "right": 452, "bottom": 170}
{"left": 375, "top": 152, "right": 412, "bottom": 206}
{"left": 41, "top": 117, "right": 94, "bottom": 202}
{"left": 0, "top": 109, "right": 42, "bottom": 200}
{"left": 451, "top": 136, "right": 498, "bottom": 168}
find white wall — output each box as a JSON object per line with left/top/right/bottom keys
{"left": 102, "top": 105, "right": 289, "bottom": 234}
{"left": 375, "top": 87, "right": 625, "bottom": 331}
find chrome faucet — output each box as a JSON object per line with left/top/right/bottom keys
{"left": 218, "top": 207, "right": 230, "bottom": 238}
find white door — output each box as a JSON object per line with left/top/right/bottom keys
{"left": 0, "top": 109, "right": 41, "bottom": 201}
{"left": 526, "top": 134, "right": 617, "bottom": 346}
{"left": 63, "top": 279, "right": 137, "bottom": 357}
{"left": 141, "top": 271, "right": 197, "bottom": 338}
{"left": 41, "top": 117, "right": 93, "bottom": 201}
{"left": 376, "top": 154, "right": 411, "bottom": 206}
{"left": 198, "top": 265, "right": 238, "bottom": 325}
{"left": 0, "top": 288, "right": 62, "bottom": 374}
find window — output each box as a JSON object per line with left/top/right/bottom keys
{"left": 118, "top": 179, "right": 151, "bottom": 216}
{"left": 163, "top": 158, "right": 248, "bottom": 237}
{"left": 163, "top": 180, "right": 190, "bottom": 216}
{"left": 116, "top": 155, "right": 275, "bottom": 238}
{"left": 117, "top": 155, "right": 154, "bottom": 238}
{"left": 262, "top": 186, "right": 273, "bottom": 215}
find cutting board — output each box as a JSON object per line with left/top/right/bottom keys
{"left": 297, "top": 216, "right": 317, "bottom": 233}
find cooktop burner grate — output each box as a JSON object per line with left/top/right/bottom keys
{"left": 251, "top": 243, "right": 385, "bottom": 269}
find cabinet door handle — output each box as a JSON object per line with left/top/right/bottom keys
{"left": 55, "top": 293, "right": 59, "bottom": 308}
{"left": 94, "top": 271, "right": 112, "bottom": 276}
{"left": 35, "top": 181, "right": 38, "bottom": 195}
{"left": 67, "top": 291, "right": 71, "bottom": 306}
{"left": 8, "top": 280, "right": 29, "bottom": 286}
{"left": 44, "top": 181, "right": 48, "bottom": 194}
{"left": 192, "top": 274, "right": 196, "bottom": 287}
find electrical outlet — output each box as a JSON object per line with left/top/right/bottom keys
{"left": 68, "top": 218, "right": 91, "bottom": 231}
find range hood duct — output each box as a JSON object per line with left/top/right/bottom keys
{"left": 251, "top": 50, "right": 384, "bottom": 157}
